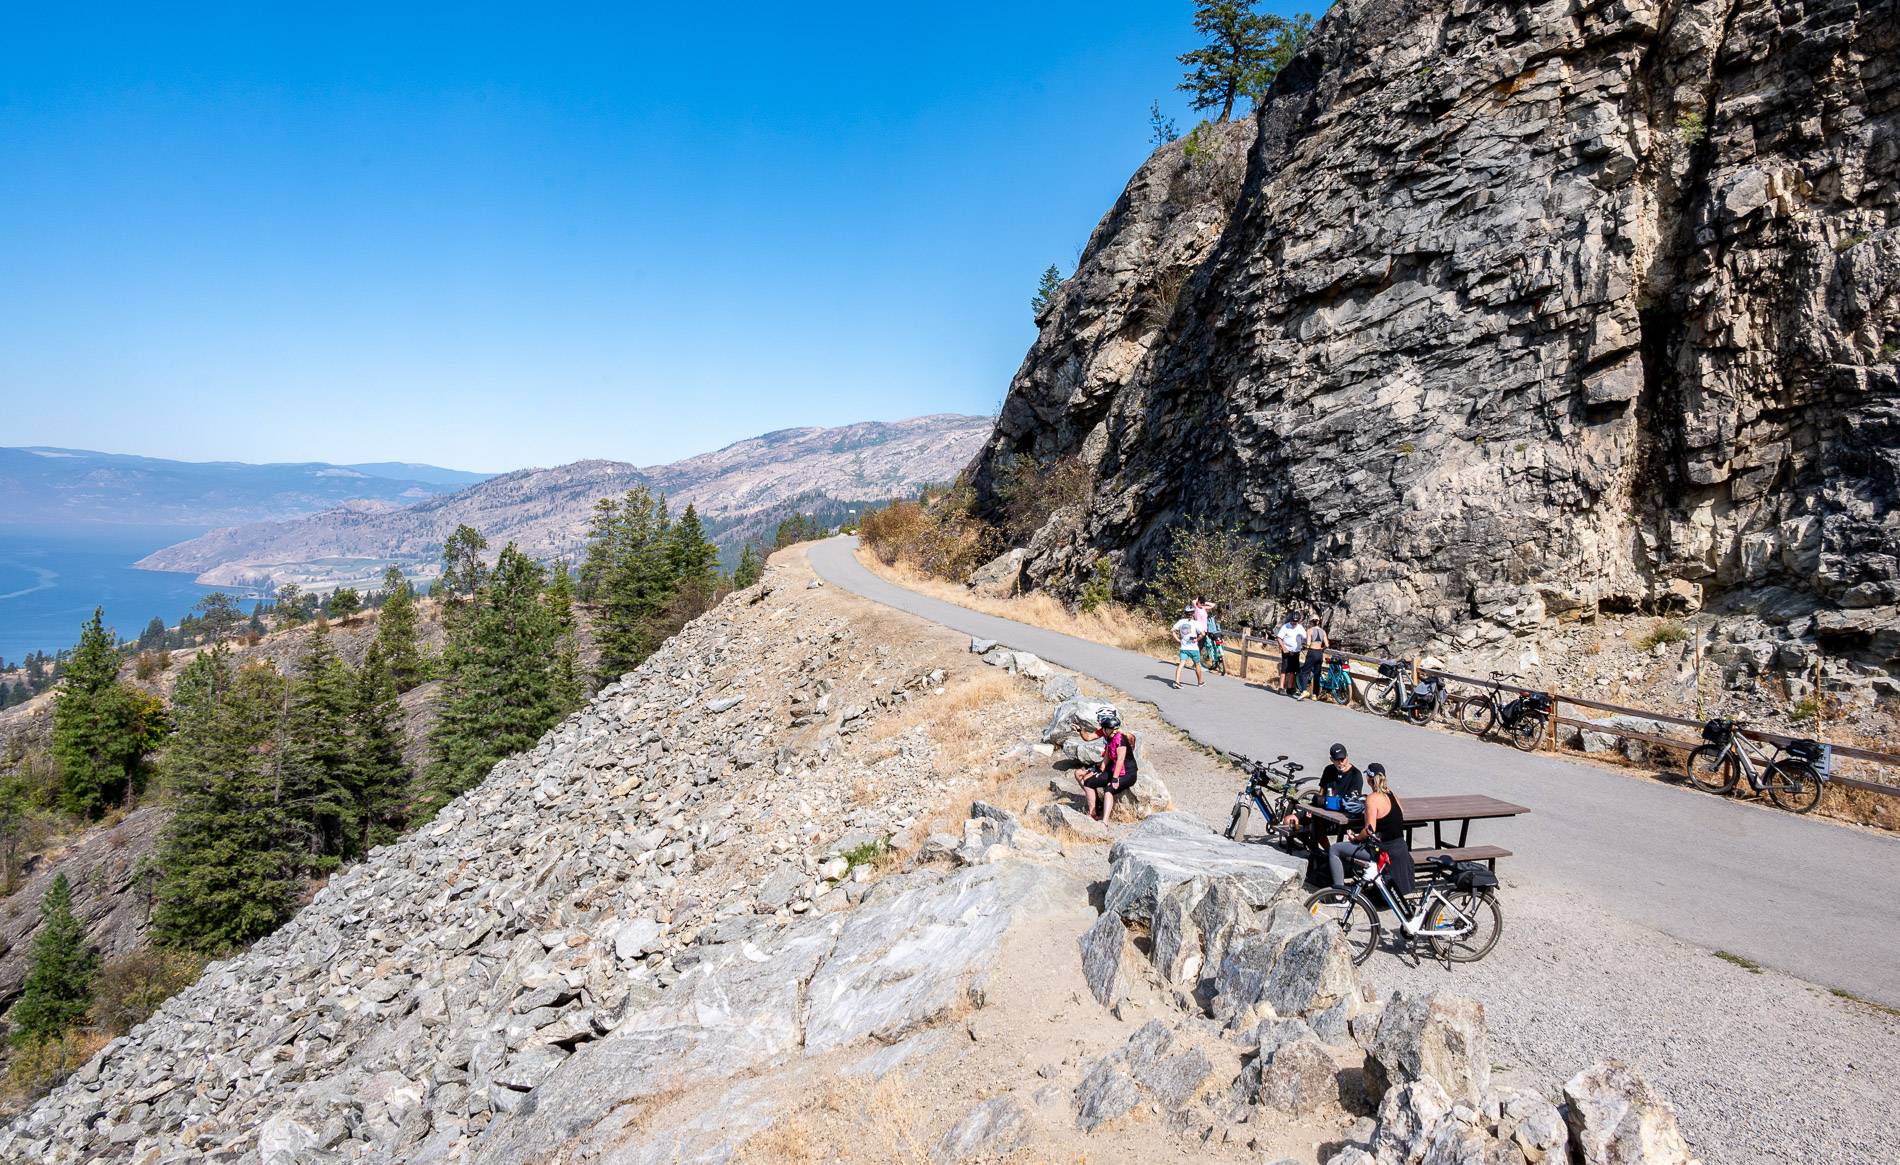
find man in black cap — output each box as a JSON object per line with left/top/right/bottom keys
{"left": 1278, "top": 743, "right": 1363, "bottom": 860}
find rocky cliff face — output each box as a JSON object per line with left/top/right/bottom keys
{"left": 976, "top": 0, "right": 1898, "bottom": 669}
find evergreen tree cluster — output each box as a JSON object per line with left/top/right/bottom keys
{"left": 9, "top": 874, "right": 97, "bottom": 1048}
{"left": 151, "top": 626, "right": 412, "bottom": 953}
{"left": 578, "top": 492, "right": 720, "bottom": 683}
{"left": 421, "top": 529, "right": 585, "bottom": 814}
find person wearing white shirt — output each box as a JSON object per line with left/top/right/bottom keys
{"left": 1171, "top": 607, "right": 1206, "bottom": 690}
{"left": 1276, "top": 615, "right": 1307, "bottom": 695}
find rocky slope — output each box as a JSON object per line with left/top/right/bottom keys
{"left": 0, "top": 447, "right": 481, "bottom": 527}
{"left": 3, "top": 552, "right": 1709, "bottom": 1165}
{"left": 137, "top": 415, "right": 990, "bottom": 589}
{"left": 974, "top": 0, "right": 1899, "bottom": 690}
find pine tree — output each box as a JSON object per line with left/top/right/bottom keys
{"left": 422, "top": 546, "right": 579, "bottom": 814}
{"left": 138, "top": 617, "right": 167, "bottom": 650}
{"left": 589, "top": 488, "right": 677, "bottom": 682}
{"left": 194, "top": 592, "right": 244, "bottom": 640}
{"left": 373, "top": 566, "right": 426, "bottom": 691}
{"left": 10, "top": 873, "right": 98, "bottom": 1047}
{"left": 1031, "top": 264, "right": 1063, "bottom": 317}
{"left": 274, "top": 584, "right": 312, "bottom": 629}
{"left": 349, "top": 643, "right": 410, "bottom": 852}
{"left": 52, "top": 609, "right": 148, "bottom": 818}
{"left": 1177, "top": 1, "right": 1310, "bottom": 121}
{"left": 281, "top": 625, "right": 358, "bottom": 867}
{"left": 152, "top": 649, "right": 302, "bottom": 953}
{"left": 733, "top": 543, "right": 765, "bottom": 589}
{"left": 328, "top": 587, "right": 362, "bottom": 624}
{"left": 438, "top": 525, "right": 489, "bottom": 609}
{"left": 545, "top": 565, "right": 585, "bottom": 713}
{"left": 667, "top": 504, "right": 720, "bottom": 615}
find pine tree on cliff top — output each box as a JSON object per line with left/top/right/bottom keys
{"left": 1178, "top": 1, "right": 1311, "bottom": 121}
{"left": 10, "top": 873, "right": 98, "bottom": 1047}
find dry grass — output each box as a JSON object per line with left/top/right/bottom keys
{"left": 732, "top": 1076, "right": 936, "bottom": 1165}
{"left": 856, "top": 550, "right": 1171, "bottom": 656}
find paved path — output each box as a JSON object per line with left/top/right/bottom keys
{"left": 809, "top": 537, "right": 1900, "bottom": 1005}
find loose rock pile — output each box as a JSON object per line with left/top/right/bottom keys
{"left": 1, "top": 563, "right": 1056, "bottom": 1164}
{"left": 1073, "top": 813, "right": 1704, "bottom": 1164}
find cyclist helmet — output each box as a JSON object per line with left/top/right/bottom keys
{"left": 1329, "top": 742, "right": 1348, "bottom": 761}
{"left": 1095, "top": 706, "right": 1122, "bottom": 731}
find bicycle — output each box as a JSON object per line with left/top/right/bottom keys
{"left": 1201, "top": 628, "right": 1227, "bottom": 675}
{"left": 1312, "top": 653, "right": 1355, "bottom": 705}
{"left": 1305, "top": 842, "right": 1504, "bottom": 967}
{"left": 1457, "top": 672, "right": 1551, "bottom": 751}
{"left": 1222, "top": 753, "right": 1313, "bottom": 842}
{"left": 1361, "top": 658, "right": 1455, "bottom": 725}
{"left": 1684, "top": 718, "right": 1829, "bottom": 813}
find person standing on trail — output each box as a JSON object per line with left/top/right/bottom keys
{"left": 1191, "top": 599, "right": 1210, "bottom": 637}
{"left": 1171, "top": 607, "right": 1206, "bottom": 690}
{"left": 1276, "top": 614, "right": 1307, "bottom": 695}
{"left": 1298, "top": 615, "right": 1330, "bottom": 701}
{"left": 1076, "top": 706, "right": 1139, "bottom": 821}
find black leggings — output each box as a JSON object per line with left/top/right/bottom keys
{"left": 1083, "top": 772, "right": 1135, "bottom": 793}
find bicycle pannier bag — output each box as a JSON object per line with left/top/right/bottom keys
{"left": 1377, "top": 661, "right": 1401, "bottom": 679}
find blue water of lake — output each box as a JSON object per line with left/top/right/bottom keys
{"left": 0, "top": 524, "right": 227, "bottom": 663}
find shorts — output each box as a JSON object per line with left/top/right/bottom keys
{"left": 1083, "top": 772, "right": 1136, "bottom": 792}
{"left": 1179, "top": 647, "right": 1201, "bottom": 662}
{"left": 1280, "top": 651, "right": 1301, "bottom": 674}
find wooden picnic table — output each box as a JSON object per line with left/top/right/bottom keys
{"left": 1303, "top": 793, "right": 1530, "bottom": 861}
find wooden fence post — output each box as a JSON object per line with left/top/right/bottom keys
{"left": 1238, "top": 635, "right": 1251, "bottom": 680}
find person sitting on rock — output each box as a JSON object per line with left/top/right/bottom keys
{"left": 1329, "top": 763, "right": 1413, "bottom": 894}
{"left": 1277, "top": 742, "right": 1362, "bottom": 857}
{"left": 1075, "top": 706, "right": 1139, "bottom": 821}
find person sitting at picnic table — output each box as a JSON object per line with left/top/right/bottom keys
{"left": 1328, "top": 763, "right": 1415, "bottom": 894}
{"left": 1073, "top": 705, "right": 1138, "bottom": 821}
{"left": 1277, "top": 742, "right": 1362, "bottom": 856}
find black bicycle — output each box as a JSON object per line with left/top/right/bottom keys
{"left": 1685, "top": 718, "right": 1829, "bottom": 813}
{"left": 1456, "top": 671, "right": 1550, "bottom": 752}
{"left": 1222, "top": 753, "right": 1313, "bottom": 842}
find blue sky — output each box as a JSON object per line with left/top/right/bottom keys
{"left": 1, "top": 2, "right": 1311, "bottom": 471}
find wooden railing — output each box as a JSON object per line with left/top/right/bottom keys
{"left": 1223, "top": 632, "right": 1900, "bottom": 800}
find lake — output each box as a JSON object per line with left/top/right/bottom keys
{"left": 0, "top": 524, "right": 226, "bottom": 663}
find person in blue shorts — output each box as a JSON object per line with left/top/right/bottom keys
{"left": 1170, "top": 606, "right": 1205, "bottom": 690}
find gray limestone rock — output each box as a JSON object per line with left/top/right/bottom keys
{"left": 1253, "top": 1037, "right": 1339, "bottom": 1116}
{"left": 932, "top": 1095, "right": 1028, "bottom": 1163}
{"left": 1563, "top": 1060, "right": 1696, "bottom": 1165}
{"left": 1104, "top": 812, "right": 1296, "bottom": 924}
{"left": 1072, "top": 1057, "right": 1141, "bottom": 1132}
{"left": 1365, "top": 992, "right": 1491, "bottom": 1107}
{"left": 1077, "top": 910, "right": 1128, "bottom": 1008}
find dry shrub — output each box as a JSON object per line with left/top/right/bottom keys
{"left": 857, "top": 552, "right": 1169, "bottom": 655}
{"left": 2, "top": 1030, "right": 108, "bottom": 1112}
{"left": 90, "top": 948, "right": 206, "bottom": 1037}
{"left": 859, "top": 490, "right": 1000, "bottom": 582}
{"left": 732, "top": 1075, "right": 933, "bottom": 1165}
{"left": 988, "top": 453, "right": 1092, "bottom": 544}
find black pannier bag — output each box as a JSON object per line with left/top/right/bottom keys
{"left": 1454, "top": 862, "right": 1499, "bottom": 890}
{"left": 1702, "top": 718, "right": 1733, "bottom": 744}
{"left": 1525, "top": 692, "right": 1552, "bottom": 714}
{"left": 1377, "top": 661, "right": 1402, "bottom": 679}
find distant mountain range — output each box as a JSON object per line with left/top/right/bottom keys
{"left": 0, "top": 447, "right": 490, "bottom": 526}
{"left": 133, "top": 415, "right": 991, "bottom": 589}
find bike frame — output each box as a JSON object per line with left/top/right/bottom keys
{"left": 1353, "top": 855, "right": 1474, "bottom": 939}
{"left": 1318, "top": 660, "right": 1352, "bottom": 697}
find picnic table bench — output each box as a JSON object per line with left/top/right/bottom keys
{"left": 1304, "top": 793, "right": 1528, "bottom": 869}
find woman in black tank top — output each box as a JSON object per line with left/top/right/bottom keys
{"left": 1327, "top": 763, "right": 1415, "bottom": 893}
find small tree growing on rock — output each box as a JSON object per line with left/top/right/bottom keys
{"left": 10, "top": 873, "right": 98, "bottom": 1047}
{"left": 1178, "top": 0, "right": 1313, "bottom": 122}
{"left": 1144, "top": 522, "right": 1277, "bottom": 624}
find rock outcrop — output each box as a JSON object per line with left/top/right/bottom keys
{"left": 973, "top": 0, "right": 1899, "bottom": 677}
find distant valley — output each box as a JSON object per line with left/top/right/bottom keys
{"left": 133, "top": 415, "right": 990, "bottom": 590}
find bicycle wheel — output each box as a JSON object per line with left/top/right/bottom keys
{"left": 1764, "top": 762, "right": 1823, "bottom": 814}
{"left": 1324, "top": 677, "right": 1353, "bottom": 706}
{"left": 1459, "top": 695, "right": 1496, "bottom": 735}
{"left": 1225, "top": 801, "right": 1251, "bottom": 840}
{"left": 1305, "top": 887, "right": 1381, "bottom": 965}
{"left": 1363, "top": 680, "right": 1398, "bottom": 717}
{"left": 1426, "top": 889, "right": 1503, "bottom": 963}
{"left": 1685, "top": 745, "right": 1738, "bottom": 794}
{"left": 1507, "top": 712, "right": 1545, "bottom": 751}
